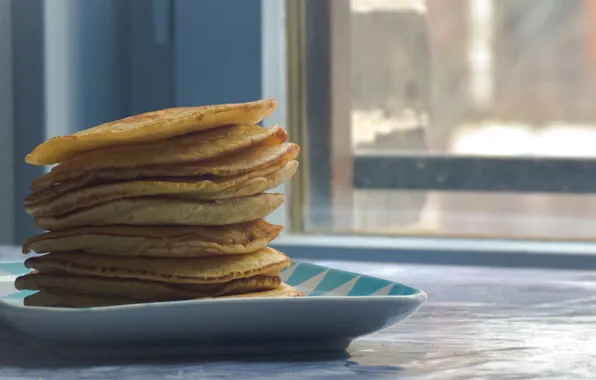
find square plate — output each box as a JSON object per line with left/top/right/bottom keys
{"left": 0, "top": 261, "right": 426, "bottom": 357}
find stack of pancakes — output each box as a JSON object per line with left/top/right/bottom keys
{"left": 15, "top": 100, "right": 302, "bottom": 308}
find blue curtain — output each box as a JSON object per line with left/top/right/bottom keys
{"left": 7, "top": 0, "right": 262, "bottom": 244}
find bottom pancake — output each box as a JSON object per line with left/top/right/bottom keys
{"left": 15, "top": 272, "right": 281, "bottom": 300}
{"left": 25, "top": 292, "right": 138, "bottom": 308}
{"left": 24, "top": 284, "right": 303, "bottom": 308}
{"left": 221, "top": 283, "right": 303, "bottom": 299}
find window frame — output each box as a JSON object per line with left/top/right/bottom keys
{"left": 262, "top": 0, "right": 596, "bottom": 269}
{"left": 0, "top": 0, "right": 15, "bottom": 244}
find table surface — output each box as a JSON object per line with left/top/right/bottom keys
{"left": 0, "top": 245, "right": 594, "bottom": 379}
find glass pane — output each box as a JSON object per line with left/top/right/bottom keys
{"left": 295, "top": 0, "right": 596, "bottom": 241}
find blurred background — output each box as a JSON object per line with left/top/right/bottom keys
{"left": 343, "top": 0, "right": 596, "bottom": 241}
{"left": 2, "top": 0, "right": 596, "bottom": 247}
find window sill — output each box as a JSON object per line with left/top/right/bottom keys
{"left": 271, "top": 234, "right": 596, "bottom": 270}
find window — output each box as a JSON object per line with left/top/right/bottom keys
{"left": 280, "top": 0, "right": 596, "bottom": 244}
{"left": 3, "top": 0, "right": 596, "bottom": 267}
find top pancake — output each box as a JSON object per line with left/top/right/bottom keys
{"left": 31, "top": 124, "right": 287, "bottom": 191}
{"left": 26, "top": 99, "right": 277, "bottom": 165}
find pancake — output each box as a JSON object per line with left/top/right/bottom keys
{"left": 206, "top": 160, "right": 296, "bottom": 199}
{"left": 34, "top": 193, "right": 286, "bottom": 231}
{"left": 31, "top": 124, "right": 287, "bottom": 191}
{"left": 25, "top": 142, "right": 299, "bottom": 205}
{"left": 22, "top": 219, "right": 282, "bottom": 257}
{"left": 26, "top": 160, "right": 298, "bottom": 217}
{"left": 25, "top": 291, "right": 141, "bottom": 308}
{"left": 24, "top": 284, "right": 303, "bottom": 308}
{"left": 24, "top": 247, "right": 291, "bottom": 284}
{"left": 26, "top": 99, "right": 277, "bottom": 165}
{"left": 16, "top": 272, "right": 282, "bottom": 301}
{"left": 222, "top": 284, "right": 303, "bottom": 299}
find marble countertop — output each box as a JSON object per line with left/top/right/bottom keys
{"left": 1, "top": 246, "right": 594, "bottom": 379}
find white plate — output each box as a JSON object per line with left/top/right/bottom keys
{"left": 0, "top": 261, "right": 426, "bottom": 358}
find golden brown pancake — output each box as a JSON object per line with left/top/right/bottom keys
{"left": 222, "top": 283, "right": 303, "bottom": 299}
{"left": 20, "top": 98, "right": 302, "bottom": 310}
{"left": 16, "top": 272, "right": 282, "bottom": 301}
{"left": 22, "top": 219, "right": 282, "bottom": 257}
{"left": 34, "top": 193, "right": 286, "bottom": 231}
{"left": 207, "top": 160, "right": 296, "bottom": 199}
{"left": 24, "top": 291, "right": 141, "bottom": 308}
{"left": 24, "top": 247, "right": 291, "bottom": 284}
{"left": 25, "top": 142, "right": 299, "bottom": 205}
{"left": 26, "top": 161, "right": 298, "bottom": 217}
{"left": 31, "top": 125, "right": 287, "bottom": 191}
{"left": 26, "top": 99, "right": 277, "bottom": 165}
{"left": 24, "top": 283, "right": 303, "bottom": 308}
